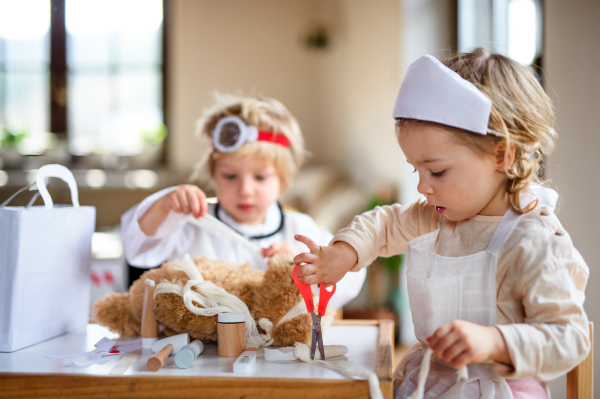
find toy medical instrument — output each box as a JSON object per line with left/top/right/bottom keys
{"left": 218, "top": 313, "right": 246, "bottom": 357}
{"left": 151, "top": 333, "right": 190, "bottom": 355}
{"left": 147, "top": 334, "right": 190, "bottom": 371}
{"left": 148, "top": 344, "right": 172, "bottom": 371}
{"left": 211, "top": 115, "right": 290, "bottom": 153}
{"left": 141, "top": 279, "right": 158, "bottom": 348}
{"left": 292, "top": 264, "right": 336, "bottom": 361}
{"left": 233, "top": 347, "right": 258, "bottom": 373}
{"left": 175, "top": 340, "right": 205, "bottom": 368}
{"left": 109, "top": 353, "right": 138, "bottom": 376}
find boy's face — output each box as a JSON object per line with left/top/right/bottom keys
{"left": 213, "top": 153, "right": 281, "bottom": 225}
{"left": 399, "top": 123, "right": 508, "bottom": 221}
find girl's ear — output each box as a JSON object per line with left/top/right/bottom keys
{"left": 492, "top": 140, "right": 516, "bottom": 172}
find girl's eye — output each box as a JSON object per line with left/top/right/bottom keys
{"left": 432, "top": 170, "right": 446, "bottom": 177}
{"left": 255, "top": 175, "right": 266, "bottom": 181}
{"left": 224, "top": 174, "right": 236, "bottom": 180}
{"left": 412, "top": 168, "right": 417, "bottom": 174}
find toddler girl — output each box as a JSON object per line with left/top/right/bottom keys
{"left": 122, "top": 95, "right": 365, "bottom": 310}
{"left": 294, "top": 49, "right": 590, "bottom": 398}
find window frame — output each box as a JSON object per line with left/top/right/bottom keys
{"left": 458, "top": 0, "right": 544, "bottom": 79}
{"left": 46, "top": 0, "right": 169, "bottom": 167}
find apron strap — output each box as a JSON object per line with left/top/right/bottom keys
{"left": 486, "top": 186, "right": 558, "bottom": 254}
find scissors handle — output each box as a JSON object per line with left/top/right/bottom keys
{"left": 293, "top": 264, "right": 314, "bottom": 314}
{"left": 318, "top": 283, "right": 336, "bottom": 316}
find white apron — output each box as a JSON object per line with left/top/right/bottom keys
{"left": 394, "top": 187, "right": 558, "bottom": 399}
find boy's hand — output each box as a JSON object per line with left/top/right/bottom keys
{"left": 293, "top": 235, "right": 358, "bottom": 285}
{"left": 161, "top": 185, "right": 207, "bottom": 218}
{"left": 427, "top": 320, "right": 511, "bottom": 368}
{"left": 262, "top": 242, "right": 299, "bottom": 258}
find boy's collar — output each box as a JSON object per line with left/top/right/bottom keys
{"left": 214, "top": 201, "right": 284, "bottom": 240}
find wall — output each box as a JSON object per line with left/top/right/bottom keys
{"left": 544, "top": 0, "right": 600, "bottom": 396}
{"left": 166, "top": 0, "right": 402, "bottom": 191}
{"left": 313, "top": 0, "right": 402, "bottom": 189}
{"left": 167, "top": 0, "right": 319, "bottom": 176}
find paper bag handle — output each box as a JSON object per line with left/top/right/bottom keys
{"left": 0, "top": 164, "right": 80, "bottom": 209}
{"left": 36, "top": 164, "right": 80, "bottom": 209}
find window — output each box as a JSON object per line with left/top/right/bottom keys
{"left": 458, "top": 0, "right": 543, "bottom": 68}
{"left": 0, "top": 0, "right": 166, "bottom": 169}
{"left": 0, "top": 0, "right": 50, "bottom": 157}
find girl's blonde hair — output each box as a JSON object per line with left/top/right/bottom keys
{"left": 193, "top": 94, "right": 306, "bottom": 193}
{"left": 397, "top": 48, "right": 557, "bottom": 213}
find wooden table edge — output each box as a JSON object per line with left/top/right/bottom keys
{"left": 334, "top": 318, "right": 395, "bottom": 398}
{"left": 0, "top": 374, "right": 374, "bottom": 398}
{"left": 1, "top": 319, "right": 395, "bottom": 399}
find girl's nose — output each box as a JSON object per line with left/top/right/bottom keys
{"left": 417, "top": 179, "right": 434, "bottom": 196}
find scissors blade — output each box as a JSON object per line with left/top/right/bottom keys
{"left": 310, "top": 325, "right": 317, "bottom": 360}
{"left": 311, "top": 312, "right": 325, "bottom": 360}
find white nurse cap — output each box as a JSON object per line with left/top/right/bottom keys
{"left": 392, "top": 55, "right": 493, "bottom": 135}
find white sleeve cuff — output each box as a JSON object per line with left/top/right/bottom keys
{"left": 121, "top": 186, "right": 180, "bottom": 266}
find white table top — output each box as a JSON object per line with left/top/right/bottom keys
{"left": 0, "top": 324, "right": 380, "bottom": 380}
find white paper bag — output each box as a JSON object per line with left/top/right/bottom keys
{"left": 0, "top": 164, "right": 96, "bottom": 352}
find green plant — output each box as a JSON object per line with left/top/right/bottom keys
{"left": 142, "top": 123, "right": 167, "bottom": 146}
{"left": 365, "top": 189, "right": 404, "bottom": 313}
{"left": 0, "top": 124, "right": 28, "bottom": 150}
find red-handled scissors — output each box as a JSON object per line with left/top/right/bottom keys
{"left": 292, "top": 264, "right": 336, "bottom": 360}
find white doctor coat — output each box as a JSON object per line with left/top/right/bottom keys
{"left": 121, "top": 186, "right": 366, "bottom": 310}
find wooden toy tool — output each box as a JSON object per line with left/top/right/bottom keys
{"left": 147, "top": 334, "right": 190, "bottom": 372}
{"left": 147, "top": 344, "right": 173, "bottom": 372}
{"left": 141, "top": 279, "right": 159, "bottom": 348}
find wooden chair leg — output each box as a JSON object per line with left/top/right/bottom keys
{"left": 567, "top": 322, "right": 593, "bottom": 399}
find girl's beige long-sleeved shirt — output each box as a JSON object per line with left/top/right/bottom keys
{"left": 333, "top": 198, "right": 590, "bottom": 381}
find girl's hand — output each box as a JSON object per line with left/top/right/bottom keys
{"left": 161, "top": 185, "right": 207, "bottom": 218}
{"left": 262, "top": 242, "right": 299, "bottom": 258}
{"left": 427, "top": 320, "right": 511, "bottom": 368}
{"left": 293, "top": 235, "right": 358, "bottom": 286}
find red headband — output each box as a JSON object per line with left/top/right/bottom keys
{"left": 257, "top": 131, "right": 291, "bottom": 148}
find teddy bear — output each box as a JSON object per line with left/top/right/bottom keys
{"left": 92, "top": 254, "right": 313, "bottom": 347}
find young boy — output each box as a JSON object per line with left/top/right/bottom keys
{"left": 121, "top": 94, "right": 366, "bottom": 310}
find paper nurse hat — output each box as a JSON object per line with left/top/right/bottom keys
{"left": 393, "top": 55, "right": 493, "bottom": 135}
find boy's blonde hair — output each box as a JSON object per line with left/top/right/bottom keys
{"left": 193, "top": 94, "right": 306, "bottom": 193}
{"left": 397, "top": 48, "right": 557, "bottom": 213}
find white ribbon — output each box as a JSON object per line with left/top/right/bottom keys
{"left": 293, "top": 342, "right": 383, "bottom": 399}
{"left": 257, "top": 301, "right": 308, "bottom": 346}
{"left": 409, "top": 348, "right": 468, "bottom": 399}
{"left": 185, "top": 213, "right": 262, "bottom": 254}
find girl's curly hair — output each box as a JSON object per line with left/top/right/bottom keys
{"left": 397, "top": 48, "right": 557, "bottom": 213}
